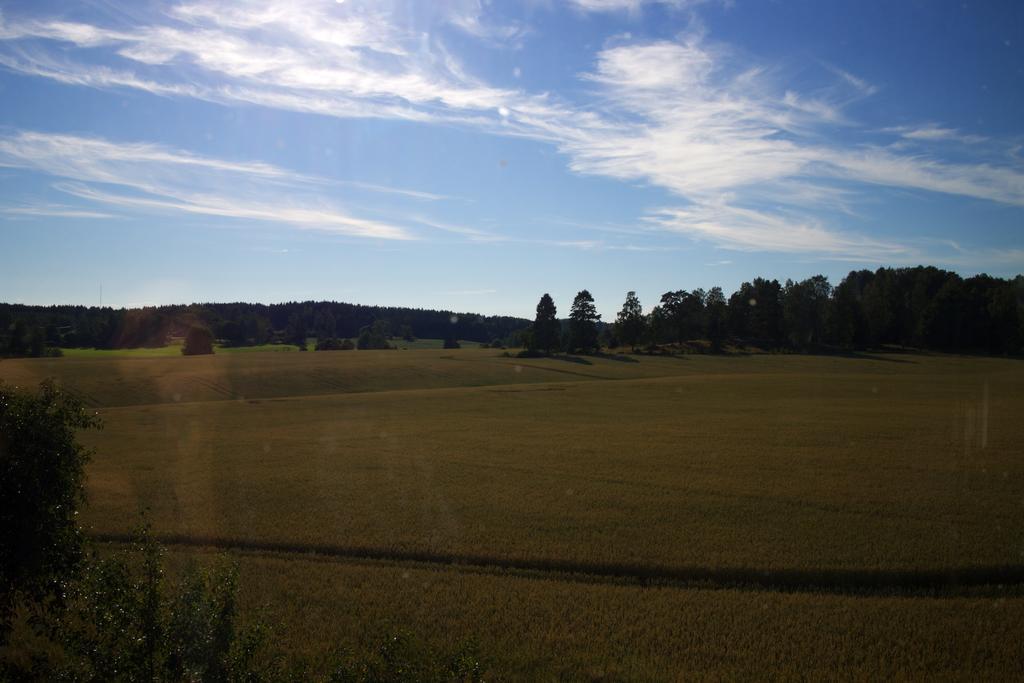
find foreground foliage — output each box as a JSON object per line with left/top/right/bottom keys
{"left": 4, "top": 532, "right": 484, "bottom": 681}
{"left": 0, "top": 381, "right": 484, "bottom": 681}
{"left": 0, "top": 381, "right": 98, "bottom": 641}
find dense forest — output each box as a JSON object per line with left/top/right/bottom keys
{"left": 0, "top": 301, "right": 529, "bottom": 354}
{"left": 592, "top": 266, "right": 1023, "bottom": 356}
{"left": 1, "top": 266, "right": 1022, "bottom": 356}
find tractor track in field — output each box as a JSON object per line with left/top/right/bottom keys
{"left": 89, "top": 532, "right": 1024, "bottom": 597}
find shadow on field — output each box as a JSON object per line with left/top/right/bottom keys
{"left": 832, "top": 351, "right": 917, "bottom": 364}
{"left": 552, "top": 354, "right": 593, "bottom": 365}
{"left": 594, "top": 352, "right": 639, "bottom": 363}
{"left": 91, "top": 532, "right": 1024, "bottom": 598}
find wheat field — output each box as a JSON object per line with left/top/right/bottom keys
{"left": 2, "top": 348, "right": 1022, "bottom": 678}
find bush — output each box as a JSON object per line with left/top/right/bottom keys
{"left": 0, "top": 381, "right": 100, "bottom": 642}
{"left": 357, "top": 324, "right": 391, "bottom": 350}
{"left": 5, "top": 528, "right": 283, "bottom": 681}
{"left": 316, "top": 337, "right": 355, "bottom": 351}
{"left": 182, "top": 326, "right": 214, "bottom": 356}
{"left": 4, "top": 530, "right": 486, "bottom": 681}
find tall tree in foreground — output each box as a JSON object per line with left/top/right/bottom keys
{"left": 614, "top": 291, "right": 645, "bottom": 350}
{"left": 531, "top": 293, "right": 560, "bottom": 354}
{"left": 567, "top": 290, "right": 601, "bottom": 353}
{"left": 0, "top": 381, "right": 99, "bottom": 643}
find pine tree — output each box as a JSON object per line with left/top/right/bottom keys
{"left": 705, "top": 286, "right": 727, "bottom": 351}
{"left": 614, "top": 291, "right": 645, "bottom": 350}
{"left": 531, "top": 293, "right": 560, "bottom": 354}
{"left": 568, "top": 290, "right": 600, "bottom": 353}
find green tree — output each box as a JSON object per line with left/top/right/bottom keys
{"left": 659, "top": 290, "right": 705, "bottom": 344}
{"left": 921, "top": 276, "right": 969, "bottom": 350}
{"left": 727, "top": 278, "right": 783, "bottom": 347}
{"left": 28, "top": 326, "right": 46, "bottom": 357}
{"left": 357, "top": 320, "right": 392, "bottom": 350}
{"left": 644, "top": 305, "right": 669, "bottom": 349}
{"left": 316, "top": 337, "right": 355, "bottom": 351}
{"left": 182, "top": 326, "right": 215, "bottom": 356}
{"left": 0, "top": 381, "right": 100, "bottom": 642}
{"left": 985, "top": 280, "right": 1022, "bottom": 354}
{"left": 5, "top": 319, "right": 28, "bottom": 355}
{"left": 531, "top": 293, "right": 560, "bottom": 354}
{"left": 567, "top": 290, "right": 600, "bottom": 353}
{"left": 704, "top": 286, "right": 727, "bottom": 351}
{"left": 314, "top": 310, "right": 337, "bottom": 341}
{"left": 782, "top": 275, "right": 831, "bottom": 349}
{"left": 614, "top": 291, "right": 645, "bottom": 350}
{"left": 286, "top": 313, "right": 308, "bottom": 351}
{"left": 219, "top": 320, "right": 247, "bottom": 347}
{"left": 826, "top": 270, "right": 872, "bottom": 349}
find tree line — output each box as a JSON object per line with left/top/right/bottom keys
{"left": 0, "top": 300, "right": 530, "bottom": 356}
{"left": 524, "top": 266, "right": 1023, "bottom": 355}
{"left": 2, "top": 266, "right": 1021, "bottom": 357}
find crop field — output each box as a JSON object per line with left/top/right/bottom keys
{"left": 2, "top": 348, "right": 1022, "bottom": 678}
{"left": 58, "top": 340, "right": 305, "bottom": 358}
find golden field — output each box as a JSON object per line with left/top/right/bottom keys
{"left": 2, "top": 348, "right": 1022, "bottom": 678}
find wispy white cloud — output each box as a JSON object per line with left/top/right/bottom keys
{"left": 824, "top": 65, "right": 878, "bottom": 97}
{"left": 336, "top": 180, "right": 456, "bottom": 202}
{"left": 401, "top": 214, "right": 501, "bottom": 241}
{"left": 937, "top": 247, "right": 1024, "bottom": 268}
{"left": 0, "top": 130, "right": 298, "bottom": 183}
{"left": 567, "top": 0, "right": 695, "bottom": 12}
{"left": 0, "top": 130, "right": 413, "bottom": 239}
{"left": 646, "top": 201, "right": 912, "bottom": 259}
{"left": 0, "top": 203, "right": 118, "bottom": 219}
{"left": 0, "top": 2, "right": 518, "bottom": 128}
{"left": 0, "top": 2, "right": 1021, "bottom": 259}
{"left": 443, "top": 0, "right": 530, "bottom": 47}
{"left": 824, "top": 148, "right": 1024, "bottom": 206}
{"left": 883, "top": 124, "right": 987, "bottom": 144}
{"left": 571, "top": 40, "right": 1024, "bottom": 205}
{"left": 250, "top": 246, "right": 294, "bottom": 254}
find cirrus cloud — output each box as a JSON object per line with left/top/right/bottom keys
{"left": 0, "top": 1, "right": 1022, "bottom": 261}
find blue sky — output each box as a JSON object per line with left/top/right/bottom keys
{"left": 0, "top": 0, "right": 1021, "bottom": 318}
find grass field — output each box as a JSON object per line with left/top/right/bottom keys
{"left": 58, "top": 341, "right": 305, "bottom": 358}
{"left": 56, "top": 337, "right": 477, "bottom": 357}
{"left": 2, "top": 348, "right": 1022, "bottom": 678}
